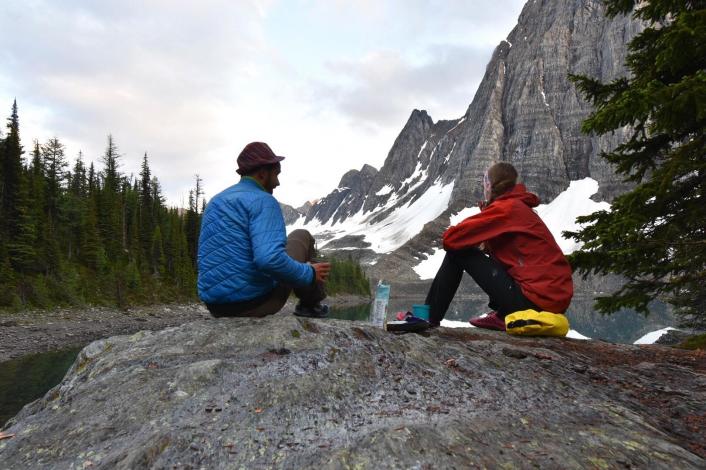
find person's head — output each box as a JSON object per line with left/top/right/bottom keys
{"left": 483, "top": 162, "right": 518, "bottom": 202}
{"left": 236, "top": 142, "right": 285, "bottom": 194}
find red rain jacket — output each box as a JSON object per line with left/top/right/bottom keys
{"left": 442, "top": 184, "right": 573, "bottom": 313}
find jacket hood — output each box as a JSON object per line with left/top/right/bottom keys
{"left": 495, "top": 184, "right": 540, "bottom": 208}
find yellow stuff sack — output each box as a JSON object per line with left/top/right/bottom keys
{"left": 505, "top": 310, "right": 569, "bottom": 337}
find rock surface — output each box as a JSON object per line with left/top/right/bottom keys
{"left": 2, "top": 313, "right": 705, "bottom": 469}
{"left": 0, "top": 304, "right": 210, "bottom": 363}
{"left": 0, "top": 296, "right": 370, "bottom": 363}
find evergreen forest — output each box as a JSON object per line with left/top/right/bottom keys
{"left": 323, "top": 256, "right": 371, "bottom": 297}
{"left": 0, "top": 101, "right": 370, "bottom": 311}
{"left": 0, "top": 101, "right": 203, "bottom": 309}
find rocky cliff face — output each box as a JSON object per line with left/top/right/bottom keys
{"left": 305, "top": 164, "right": 378, "bottom": 225}
{"left": 279, "top": 202, "right": 304, "bottom": 225}
{"left": 2, "top": 314, "right": 704, "bottom": 468}
{"left": 290, "top": 0, "right": 643, "bottom": 282}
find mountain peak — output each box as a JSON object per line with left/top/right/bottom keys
{"left": 405, "top": 109, "right": 434, "bottom": 130}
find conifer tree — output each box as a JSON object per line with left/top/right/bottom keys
{"left": 88, "top": 161, "right": 98, "bottom": 195}
{"left": 82, "top": 198, "right": 103, "bottom": 270}
{"left": 0, "top": 102, "right": 38, "bottom": 275}
{"left": 150, "top": 225, "right": 165, "bottom": 276}
{"left": 41, "top": 137, "right": 68, "bottom": 236}
{"left": 69, "top": 151, "right": 87, "bottom": 198}
{"left": 124, "top": 177, "right": 140, "bottom": 264}
{"left": 139, "top": 153, "right": 154, "bottom": 264}
{"left": 567, "top": 0, "right": 706, "bottom": 318}
{"left": 7, "top": 172, "right": 38, "bottom": 273}
{"left": 28, "top": 141, "right": 47, "bottom": 266}
{"left": 150, "top": 176, "right": 164, "bottom": 226}
{"left": 82, "top": 160, "right": 104, "bottom": 268}
{"left": 184, "top": 174, "right": 203, "bottom": 268}
{"left": 102, "top": 134, "right": 120, "bottom": 193}
{"left": 40, "top": 137, "right": 68, "bottom": 273}
{"left": 1, "top": 100, "right": 24, "bottom": 242}
{"left": 65, "top": 152, "right": 87, "bottom": 261}
{"left": 97, "top": 135, "right": 123, "bottom": 260}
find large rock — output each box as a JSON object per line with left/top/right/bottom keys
{"left": 2, "top": 313, "right": 705, "bottom": 469}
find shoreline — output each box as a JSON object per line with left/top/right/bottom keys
{"left": 0, "top": 294, "right": 371, "bottom": 363}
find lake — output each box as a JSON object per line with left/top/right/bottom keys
{"left": 0, "top": 347, "right": 81, "bottom": 427}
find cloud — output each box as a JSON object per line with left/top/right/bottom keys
{"left": 309, "top": 44, "right": 491, "bottom": 128}
{"left": 0, "top": 0, "right": 270, "bottom": 197}
{"left": 305, "top": 0, "right": 525, "bottom": 46}
{"left": 0, "top": 0, "right": 525, "bottom": 207}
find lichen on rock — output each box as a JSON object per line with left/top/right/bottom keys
{"left": 1, "top": 313, "right": 705, "bottom": 469}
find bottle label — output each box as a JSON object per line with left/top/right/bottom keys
{"left": 371, "top": 282, "right": 390, "bottom": 327}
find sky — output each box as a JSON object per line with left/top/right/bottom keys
{"left": 0, "top": 0, "right": 526, "bottom": 208}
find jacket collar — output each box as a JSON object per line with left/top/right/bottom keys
{"left": 240, "top": 176, "right": 266, "bottom": 192}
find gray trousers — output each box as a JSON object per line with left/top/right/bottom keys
{"left": 206, "top": 229, "right": 326, "bottom": 318}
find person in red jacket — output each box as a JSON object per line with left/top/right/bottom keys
{"left": 425, "top": 162, "right": 573, "bottom": 330}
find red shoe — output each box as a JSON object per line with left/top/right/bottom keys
{"left": 469, "top": 311, "right": 506, "bottom": 331}
{"left": 395, "top": 311, "right": 411, "bottom": 321}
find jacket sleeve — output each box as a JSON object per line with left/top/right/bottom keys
{"left": 249, "top": 196, "right": 315, "bottom": 287}
{"left": 443, "top": 202, "right": 514, "bottom": 251}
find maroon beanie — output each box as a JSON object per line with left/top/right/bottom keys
{"left": 236, "top": 142, "right": 285, "bottom": 175}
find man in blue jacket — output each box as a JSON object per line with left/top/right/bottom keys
{"left": 198, "top": 142, "right": 330, "bottom": 318}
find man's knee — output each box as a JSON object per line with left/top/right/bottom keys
{"left": 287, "top": 229, "right": 315, "bottom": 262}
{"left": 288, "top": 229, "right": 313, "bottom": 243}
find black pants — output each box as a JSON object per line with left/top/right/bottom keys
{"left": 425, "top": 247, "right": 538, "bottom": 326}
{"left": 206, "top": 229, "right": 326, "bottom": 318}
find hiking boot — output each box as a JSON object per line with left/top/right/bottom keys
{"left": 294, "top": 303, "right": 329, "bottom": 318}
{"left": 469, "top": 311, "right": 506, "bottom": 331}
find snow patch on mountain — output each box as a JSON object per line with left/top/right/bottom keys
{"left": 289, "top": 180, "right": 455, "bottom": 254}
{"left": 413, "top": 178, "right": 609, "bottom": 279}
{"left": 443, "top": 142, "right": 457, "bottom": 163}
{"left": 376, "top": 185, "right": 394, "bottom": 196}
{"left": 634, "top": 327, "right": 678, "bottom": 345}
{"left": 413, "top": 249, "right": 447, "bottom": 280}
{"left": 450, "top": 206, "right": 481, "bottom": 225}
{"left": 448, "top": 118, "right": 466, "bottom": 134}
{"left": 400, "top": 160, "right": 427, "bottom": 192}
{"left": 535, "top": 178, "right": 610, "bottom": 253}
{"left": 566, "top": 329, "right": 591, "bottom": 340}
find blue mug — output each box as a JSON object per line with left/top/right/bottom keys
{"left": 412, "top": 304, "right": 430, "bottom": 321}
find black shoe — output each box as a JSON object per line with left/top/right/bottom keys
{"left": 294, "top": 303, "right": 329, "bottom": 318}
{"left": 386, "top": 320, "right": 430, "bottom": 333}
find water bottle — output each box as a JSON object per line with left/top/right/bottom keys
{"left": 371, "top": 281, "right": 390, "bottom": 328}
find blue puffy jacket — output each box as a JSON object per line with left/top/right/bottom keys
{"left": 197, "top": 177, "right": 314, "bottom": 304}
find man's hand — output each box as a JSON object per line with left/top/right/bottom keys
{"left": 311, "top": 262, "right": 331, "bottom": 283}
